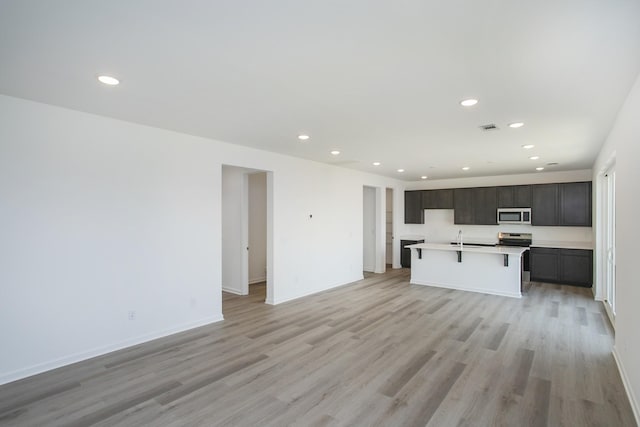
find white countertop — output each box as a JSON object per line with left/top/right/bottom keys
{"left": 413, "top": 239, "right": 593, "bottom": 251}
{"left": 407, "top": 242, "right": 528, "bottom": 256}
{"left": 531, "top": 240, "right": 593, "bottom": 250}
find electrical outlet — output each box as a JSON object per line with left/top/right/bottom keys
{"left": 128, "top": 310, "right": 136, "bottom": 320}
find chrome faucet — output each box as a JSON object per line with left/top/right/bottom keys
{"left": 457, "top": 229, "right": 463, "bottom": 248}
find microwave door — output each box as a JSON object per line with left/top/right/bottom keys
{"left": 499, "top": 211, "right": 522, "bottom": 222}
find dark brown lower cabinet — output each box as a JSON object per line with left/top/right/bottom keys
{"left": 558, "top": 249, "right": 593, "bottom": 286}
{"left": 530, "top": 247, "right": 592, "bottom": 287}
{"left": 529, "top": 247, "right": 559, "bottom": 282}
{"left": 401, "top": 239, "right": 424, "bottom": 268}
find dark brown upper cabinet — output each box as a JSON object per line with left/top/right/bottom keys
{"left": 453, "top": 188, "right": 474, "bottom": 224}
{"left": 407, "top": 181, "right": 591, "bottom": 227}
{"left": 473, "top": 187, "right": 498, "bottom": 225}
{"left": 532, "top": 182, "right": 591, "bottom": 226}
{"left": 497, "top": 185, "right": 532, "bottom": 208}
{"left": 422, "top": 189, "right": 454, "bottom": 209}
{"left": 454, "top": 187, "right": 497, "bottom": 225}
{"left": 532, "top": 184, "right": 559, "bottom": 226}
{"left": 559, "top": 182, "right": 592, "bottom": 226}
{"left": 404, "top": 190, "right": 424, "bottom": 224}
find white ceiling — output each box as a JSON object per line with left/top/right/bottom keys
{"left": 1, "top": 1, "right": 639, "bottom": 181}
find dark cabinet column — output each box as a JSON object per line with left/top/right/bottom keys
{"left": 513, "top": 185, "right": 532, "bottom": 207}
{"left": 497, "top": 185, "right": 530, "bottom": 208}
{"left": 453, "top": 188, "right": 474, "bottom": 224}
{"left": 559, "top": 182, "right": 592, "bottom": 226}
{"left": 532, "top": 184, "right": 559, "bottom": 225}
{"left": 455, "top": 187, "right": 497, "bottom": 225}
{"left": 404, "top": 191, "right": 424, "bottom": 224}
{"left": 530, "top": 247, "right": 560, "bottom": 282}
{"left": 473, "top": 187, "right": 498, "bottom": 225}
{"left": 497, "top": 186, "right": 515, "bottom": 208}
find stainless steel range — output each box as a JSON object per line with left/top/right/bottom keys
{"left": 498, "top": 232, "right": 532, "bottom": 247}
{"left": 499, "top": 232, "right": 532, "bottom": 283}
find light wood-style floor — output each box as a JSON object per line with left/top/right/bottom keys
{"left": 0, "top": 270, "right": 635, "bottom": 426}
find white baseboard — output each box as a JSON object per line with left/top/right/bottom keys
{"left": 602, "top": 300, "right": 616, "bottom": 329}
{"left": 249, "top": 277, "right": 266, "bottom": 285}
{"left": 222, "top": 286, "right": 243, "bottom": 295}
{"left": 0, "top": 314, "right": 224, "bottom": 386}
{"left": 613, "top": 346, "right": 640, "bottom": 425}
{"left": 271, "top": 275, "right": 364, "bottom": 305}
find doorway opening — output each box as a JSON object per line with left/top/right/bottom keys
{"left": 386, "top": 188, "right": 394, "bottom": 269}
{"left": 248, "top": 171, "right": 268, "bottom": 298}
{"left": 363, "top": 185, "right": 387, "bottom": 274}
{"left": 221, "top": 165, "right": 273, "bottom": 313}
{"left": 363, "top": 186, "right": 376, "bottom": 273}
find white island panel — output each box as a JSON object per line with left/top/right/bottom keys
{"left": 408, "top": 243, "right": 527, "bottom": 298}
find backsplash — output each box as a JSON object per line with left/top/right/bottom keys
{"left": 402, "top": 209, "right": 593, "bottom": 244}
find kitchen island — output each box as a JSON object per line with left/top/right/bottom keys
{"left": 406, "top": 243, "right": 528, "bottom": 298}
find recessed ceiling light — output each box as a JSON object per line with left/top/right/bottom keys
{"left": 397, "top": 169, "right": 405, "bottom": 173}
{"left": 330, "top": 150, "right": 340, "bottom": 155}
{"left": 421, "top": 176, "right": 428, "bottom": 180}
{"left": 462, "top": 166, "right": 470, "bottom": 171}
{"left": 97, "top": 75, "right": 119, "bottom": 86}
{"left": 509, "top": 122, "right": 524, "bottom": 128}
{"left": 372, "top": 162, "right": 381, "bottom": 166}
{"left": 536, "top": 167, "right": 545, "bottom": 171}
{"left": 298, "top": 134, "right": 310, "bottom": 141}
{"left": 460, "top": 99, "right": 478, "bottom": 107}
{"left": 522, "top": 144, "right": 535, "bottom": 149}
{"left": 529, "top": 156, "right": 540, "bottom": 160}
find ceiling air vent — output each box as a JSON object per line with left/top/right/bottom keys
{"left": 479, "top": 123, "right": 499, "bottom": 131}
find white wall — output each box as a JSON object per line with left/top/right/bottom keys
{"left": 400, "top": 169, "right": 594, "bottom": 246}
{"left": 593, "top": 73, "right": 640, "bottom": 422}
{"left": 0, "top": 95, "right": 403, "bottom": 384}
{"left": 0, "top": 95, "right": 223, "bottom": 384}
{"left": 221, "top": 166, "right": 248, "bottom": 294}
{"left": 362, "top": 186, "right": 376, "bottom": 272}
{"left": 248, "top": 172, "right": 267, "bottom": 284}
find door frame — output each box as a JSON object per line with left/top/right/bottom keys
{"left": 221, "top": 165, "right": 274, "bottom": 304}
{"left": 595, "top": 153, "right": 616, "bottom": 326}
{"left": 603, "top": 163, "right": 616, "bottom": 324}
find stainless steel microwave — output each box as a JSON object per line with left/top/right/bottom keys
{"left": 497, "top": 208, "right": 532, "bottom": 224}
